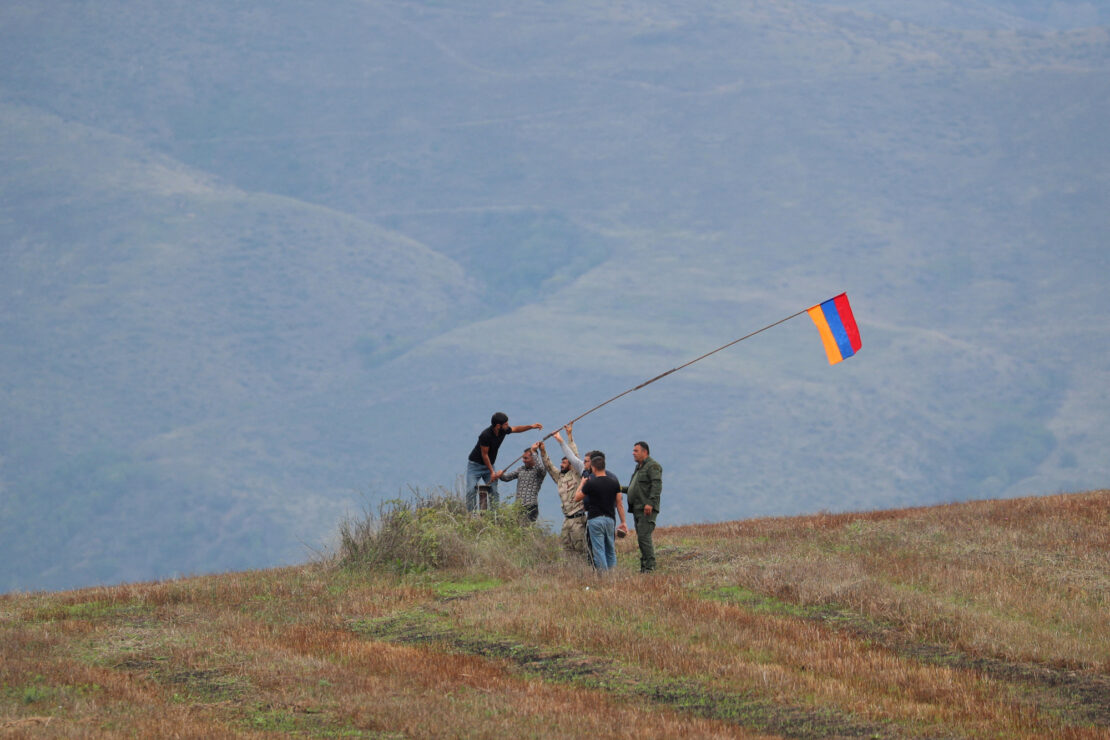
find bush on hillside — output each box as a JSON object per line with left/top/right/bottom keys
{"left": 337, "top": 489, "right": 561, "bottom": 574}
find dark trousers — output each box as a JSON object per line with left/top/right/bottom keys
{"left": 633, "top": 512, "right": 656, "bottom": 572}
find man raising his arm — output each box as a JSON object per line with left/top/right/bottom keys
{"left": 537, "top": 438, "right": 588, "bottom": 559}
{"left": 466, "top": 412, "right": 542, "bottom": 512}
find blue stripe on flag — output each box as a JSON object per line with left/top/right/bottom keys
{"left": 820, "top": 300, "right": 856, "bottom": 360}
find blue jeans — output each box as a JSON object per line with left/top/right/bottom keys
{"left": 586, "top": 516, "right": 616, "bottom": 571}
{"left": 465, "top": 460, "right": 499, "bottom": 511}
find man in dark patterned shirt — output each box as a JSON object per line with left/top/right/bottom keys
{"left": 499, "top": 443, "right": 546, "bottom": 522}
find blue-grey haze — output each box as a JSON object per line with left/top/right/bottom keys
{"left": 1, "top": 0, "right": 1108, "bottom": 592}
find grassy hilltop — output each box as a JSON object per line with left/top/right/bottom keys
{"left": 2, "top": 490, "right": 1107, "bottom": 738}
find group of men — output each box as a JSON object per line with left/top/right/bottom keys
{"left": 465, "top": 412, "right": 662, "bottom": 573}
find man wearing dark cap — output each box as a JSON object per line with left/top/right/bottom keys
{"left": 466, "top": 412, "right": 542, "bottom": 511}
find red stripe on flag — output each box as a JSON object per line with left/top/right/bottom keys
{"left": 833, "top": 293, "right": 861, "bottom": 352}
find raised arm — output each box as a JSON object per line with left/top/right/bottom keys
{"left": 554, "top": 430, "right": 584, "bottom": 475}
{"left": 537, "top": 441, "right": 560, "bottom": 479}
{"left": 564, "top": 422, "right": 579, "bottom": 457}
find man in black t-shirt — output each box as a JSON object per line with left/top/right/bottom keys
{"left": 573, "top": 451, "right": 628, "bottom": 571}
{"left": 466, "top": 411, "right": 542, "bottom": 511}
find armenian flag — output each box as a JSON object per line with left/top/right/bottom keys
{"left": 807, "top": 293, "right": 861, "bottom": 365}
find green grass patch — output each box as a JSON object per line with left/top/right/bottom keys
{"left": 245, "top": 708, "right": 301, "bottom": 733}
{"left": 701, "top": 585, "right": 814, "bottom": 618}
{"left": 426, "top": 575, "right": 502, "bottom": 599}
{"left": 2, "top": 677, "right": 103, "bottom": 707}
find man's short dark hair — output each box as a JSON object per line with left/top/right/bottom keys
{"left": 590, "top": 451, "right": 606, "bottom": 470}
{"left": 635, "top": 441, "right": 650, "bottom": 455}
{"left": 491, "top": 412, "right": 509, "bottom": 426}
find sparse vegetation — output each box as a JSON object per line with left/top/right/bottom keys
{"left": 1, "top": 490, "right": 1108, "bottom": 737}
{"left": 337, "top": 489, "right": 563, "bottom": 576}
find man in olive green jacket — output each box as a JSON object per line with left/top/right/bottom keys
{"left": 622, "top": 441, "right": 662, "bottom": 573}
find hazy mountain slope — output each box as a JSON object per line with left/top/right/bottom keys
{"left": 0, "top": 102, "right": 480, "bottom": 591}
{"left": 336, "top": 6, "right": 1110, "bottom": 516}
{"left": 355, "top": 224, "right": 1107, "bottom": 524}
{"left": 1, "top": 1, "right": 1108, "bottom": 591}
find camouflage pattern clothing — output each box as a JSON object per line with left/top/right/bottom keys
{"left": 539, "top": 439, "right": 589, "bottom": 559}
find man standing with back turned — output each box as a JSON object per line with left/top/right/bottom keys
{"left": 574, "top": 451, "right": 627, "bottom": 572}
{"left": 622, "top": 441, "right": 662, "bottom": 573}
{"left": 466, "top": 412, "right": 542, "bottom": 512}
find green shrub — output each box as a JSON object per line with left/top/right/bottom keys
{"left": 337, "top": 489, "right": 561, "bottom": 575}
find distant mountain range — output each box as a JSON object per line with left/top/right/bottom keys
{"left": 2, "top": 0, "right": 1108, "bottom": 592}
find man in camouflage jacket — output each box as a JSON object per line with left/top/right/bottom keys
{"left": 537, "top": 433, "right": 589, "bottom": 560}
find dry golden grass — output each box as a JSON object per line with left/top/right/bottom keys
{"left": 2, "top": 491, "right": 1107, "bottom": 738}
{"left": 669, "top": 490, "right": 1110, "bottom": 670}
{"left": 447, "top": 569, "right": 1099, "bottom": 738}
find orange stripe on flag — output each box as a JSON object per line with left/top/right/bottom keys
{"left": 807, "top": 305, "right": 845, "bottom": 364}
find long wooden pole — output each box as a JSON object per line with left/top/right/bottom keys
{"left": 496, "top": 306, "right": 812, "bottom": 472}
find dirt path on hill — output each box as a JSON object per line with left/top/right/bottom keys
{"left": 665, "top": 544, "right": 1110, "bottom": 729}
{"left": 354, "top": 609, "right": 900, "bottom": 740}
{"left": 808, "top": 607, "right": 1110, "bottom": 729}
